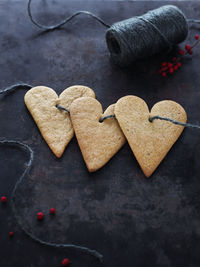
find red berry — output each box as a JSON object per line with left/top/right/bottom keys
{"left": 172, "top": 57, "right": 177, "bottom": 62}
{"left": 179, "top": 49, "right": 185, "bottom": 55}
{"left": 50, "top": 208, "right": 56, "bottom": 215}
{"left": 174, "top": 65, "right": 178, "bottom": 71}
{"left": 62, "top": 258, "right": 70, "bottom": 266}
{"left": 185, "top": 45, "right": 191, "bottom": 51}
{"left": 169, "top": 68, "right": 174, "bottom": 74}
{"left": 195, "top": 34, "right": 199, "bottom": 40}
{"left": 162, "top": 72, "right": 167, "bottom": 77}
{"left": 188, "top": 49, "right": 193, "bottom": 55}
{"left": 161, "top": 62, "right": 167, "bottom": 66}
{"left": 1, "top": 196, "right": 7, "bottom": 203}
{"left": 37, "top": 212, "right": 44, "bottom": 221}
{"left": 168, "top": 62, "right": 173, "bottom": 67}
{"left": 9, "top": 232, "right": 14, "bottom": 237}
{"left": 162, "top": 66, "right": 168, "bottom": 71}
{"left": 177, "top": 62, "right": 181, "bottom": 68}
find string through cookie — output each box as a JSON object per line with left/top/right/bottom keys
{"left": 0, "top": 140, "right": 103, "bottom": 261}
{"left": 1, "top": 83, "right": 200, "bottom": 128}
{"left": 56, "top": 104, "right": 70, "bottom": 113}
{"left": 149, "top": 115, "right": 200, "bottom": 129}
{"left": 55, "top": 102, "right": 200, "bottom": 128}
{"left": 56, "top": 104, "right": 115, "bottom": 122}
{"left": 99, "top": 114, "right": 116, "bottom": 123}
{"left": 100, "top": 114, "right": 200, "bottom": 128}
{"left": 0, "top": 84, "right": 113, "bottom": 122}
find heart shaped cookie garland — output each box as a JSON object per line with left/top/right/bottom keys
{"left": 23, "top": 86, "right": 191, "bottom": 177}
{"left": 70, "top": 95, "right": 188, "bottom": 177}
{"left": 24, "top": 87, "right": 200, "bottom": 177}
{"left": 1, "top": 83, "right": 200, "bottom": 265}
{"left": 1, "top": 83, "right": 200, "bottom": 178}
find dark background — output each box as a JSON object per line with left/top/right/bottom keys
{"left": 1, "top": 1, "right": 200, "bottom": 267}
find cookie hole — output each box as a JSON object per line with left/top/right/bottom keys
{"left": 56, "top": 104, "right": 70, "bottom": 114}
{"left": 149, "top": 116, "right": 153, "bottom": 123}
{"left": 99, "top": 114, "right": 115, "bottom": 123}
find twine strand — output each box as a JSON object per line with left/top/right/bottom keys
{"left": 27, "top": 1, "right": 200, "bottom": 67}
{"left": 0, "top": 140, "right": 103, "bottom": 261}
{"left": 56, "top": 104, "right": 115, "bottom": 122}
{"left": 0, "top": 83, "right": 32, "bottom": 95}
{"left": 1, "top": 84, "right": 200, "bottom": 128}
{"left": 56, "top": 104, "right": 70, "bottom": 114}
{"left": 187, "top": 18, "right": 200, "bottom": 24}
{"left": 28, "top": 0, "right": 110, "bottom": 31}
{"left": 99, "top": 114, "right": 115, "bottom": 123}
{"left": 149, "top": 115, "right": 200, "bottom": 129}
{"left": 139, "top": 17, "right": 173, "bottom": 50}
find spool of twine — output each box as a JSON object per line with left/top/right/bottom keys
{"left": 106, "top": 5, "right": 188, "bottom": 66}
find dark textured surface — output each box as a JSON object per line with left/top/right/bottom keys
{"left": 1, "top": 1, "right": 200, "bottom": 267}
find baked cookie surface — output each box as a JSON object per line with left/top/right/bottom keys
{"left": 115, "top": 95, "right": 187, "bottom": 177}
{"left": 70, "top": 97, "right": 126, "bottom": 172}
{"left": 24, "top": 85, "right": 95, "bottom": 157}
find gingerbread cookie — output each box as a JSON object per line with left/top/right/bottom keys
{"left": 115, "top": 96, "right": 187, "bottom": 177}
{"left": 70, "top": 97, "right": 126, "bottom": 172}
{"left": 24, "top": 85, "right": 95, "bottom": 157}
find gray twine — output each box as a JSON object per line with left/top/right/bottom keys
{"left": 106, "top": 5, "right": 189, "bottom": 66}
{"left": 27, "top": 1, "right": 200, "bottom": 66}
{"left": 0, "top": 141, "right": 103, "bottom": 261}
{"left": 1, "top": 83, "right": 200, "bottom": 129}
{"left": 149, "top": 115, "right": 200, "bottom": 129}
{"left": 28, "top": 0, "right": 110, "bottom": 30}
{"left": 100, "top": 113, "right": 200, "bottom": 129}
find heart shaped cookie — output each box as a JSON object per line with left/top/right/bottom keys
{"left": 70, "top": 97, "right": 126, "bottom": 172}
{"left": 115, "top": 96, "right": 187, "bottom": 177}
{"left": 24, "top": 85, "right": 95, "bottom": 158}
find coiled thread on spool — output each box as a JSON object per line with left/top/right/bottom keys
{"left": 27, "top": 2, "right": 192, "bottom": 67}
{"left": 106, "top": 5, "right": 188, "bottom": 66}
